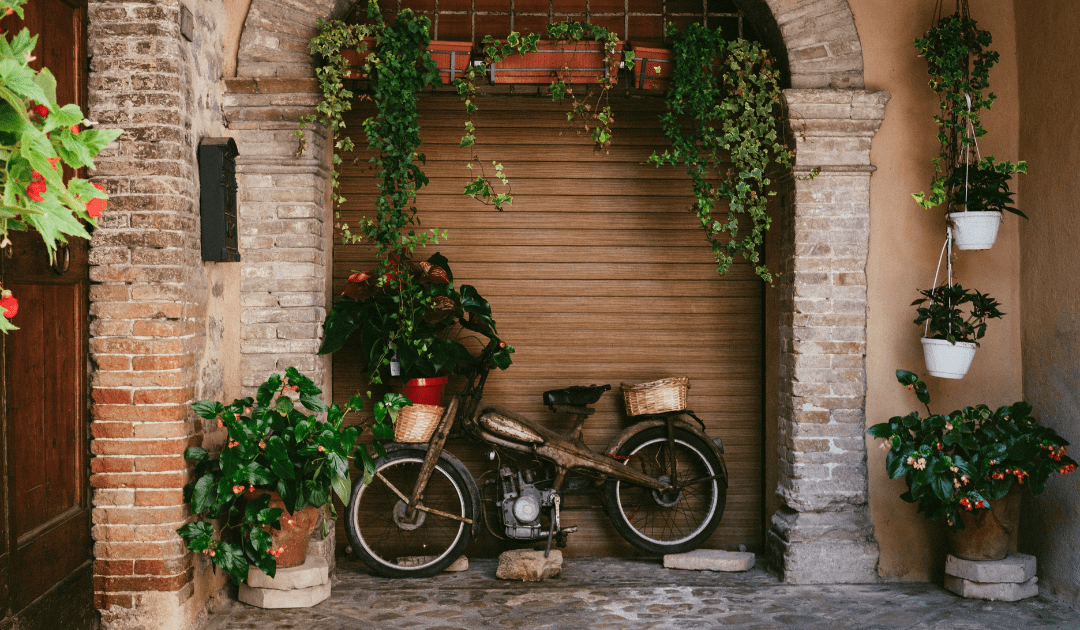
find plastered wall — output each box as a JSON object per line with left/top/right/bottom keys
{"left": 853, "top": 0, "right": 1024, "bottom": 581}
{"left": 1015, "top": 1, "right": 1080, "bottom": 603}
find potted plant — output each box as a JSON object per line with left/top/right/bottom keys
{"left": 868, "top": 370, "right": 1077, "bottom": 560}
{"left": 912, "top": 11, "right": 1027, "bottom": 250}
{"left": 629, "top": 43, "right": 672, "bottom": 91}
{"left": 176, "top": 368, "right": 384, "bottom": 583}
{"left": 912, "top": 282, "right": 1004, "bottom": 379}
{"left": 318, "top": 252, "right": 514, "bottom": 404}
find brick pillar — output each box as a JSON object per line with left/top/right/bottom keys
{"left": 766, "top": 89, "right": 889, "bottom": 583}
{"left": 86, "top": 0, "right": 215, "bottom": 623}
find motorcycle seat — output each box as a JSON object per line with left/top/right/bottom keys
{"left": 542, "top": 384, "right": 611, "bottom": 410}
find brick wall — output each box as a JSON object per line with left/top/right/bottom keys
{"left": 87, "top": 0, "right": 228, "bottom": 626}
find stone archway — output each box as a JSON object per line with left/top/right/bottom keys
{"left": 222, "top": 0, "right": 888, "bottom": 584}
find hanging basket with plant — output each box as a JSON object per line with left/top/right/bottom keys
{"left": 912, "top": 281, "right": 1004, "bottom": 379}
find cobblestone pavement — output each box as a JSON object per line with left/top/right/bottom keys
{"left": 201, "top": 556, "right": 1078, "bottom": 629}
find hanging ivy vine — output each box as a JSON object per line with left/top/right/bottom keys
{"left": 649, "top": 24, "right": 796, "bottom": 282}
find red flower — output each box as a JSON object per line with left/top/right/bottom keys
{"left": 347, "top": 271, "right": 371, "bottom": 284}
{"left": 69, "top": 124, "right": 80, "bottom": 134}
{"left": 0, "top": 295, "right": 17, "bottom": 319}
{"left": 84, "top": 183, "right": 108, "bottom": 218}
{"left": 47, "top": 156, "right": 62, "bottom": 171}
{"left": 227, "top": 440, "right": 239, "bottom": 448}
{"left": 32, "top": 103, "right": 48, "bottom": 118}
{"left": 26, "top": 179, "right": 46, "bottom": 202}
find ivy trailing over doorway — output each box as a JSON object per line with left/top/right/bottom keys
{"left": 649, "top": 24, "right": 796, "bottom": 282}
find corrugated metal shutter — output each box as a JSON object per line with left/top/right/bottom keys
{"left": 333, "top": 91, "right": 763, "bottom": 555}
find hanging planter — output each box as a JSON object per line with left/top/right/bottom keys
{"left": 629, "top": 44, "right": 672, "bottom": 90}
{"left": 427, "top": 40, "right": 473, "bottom": 83}
{"left": 488, "top": 39, "right": 621, "bottom": 84}
{"left": 921, "top": 337, "right": 977, "bottom": 379}
{"left": 948, "top": 210, "right": 1001, "bottom": 250}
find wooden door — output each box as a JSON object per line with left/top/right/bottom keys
{"left": 0, "top": 1, "right": 95, "bottom": 628}
{"left": 333, "top": 92, "right": 765, "bottom": 555}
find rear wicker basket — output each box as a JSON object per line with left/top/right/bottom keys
{"left": 394, "top": 403, "right": 445, "bottom": 443}
{"left": 620, "top": 377, "right": 690, "bottom": 416}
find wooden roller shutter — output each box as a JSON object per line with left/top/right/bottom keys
{"left": 333, "top": 91, "right": 764, "bottom": 556}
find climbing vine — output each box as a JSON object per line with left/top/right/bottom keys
{"left": 649, "top": 24, "right": 796, "bottom": 282}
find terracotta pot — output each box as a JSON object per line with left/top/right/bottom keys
{"left": 489, "top": 40, "right": 623, "bottom": 84}
{"left": 427, "top": 40, "right": 473, "bottom": 83}
{"left": 340, "top": 38, "right": 376, "bottom": 79}
{"left": 397, "top": 376, "right": 448, "bottom": 406}
{"left": 947, "top": 486, "right": 1022, "bottom": 561}
{"left": 248, "top": 489, "right": 321, "bottom": 569}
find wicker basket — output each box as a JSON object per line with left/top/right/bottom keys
{"left": 394, "top": 404, "right": 445, "bottom": 443}
{"left": 620, "top": 377, "right": 690, "bottom": 416}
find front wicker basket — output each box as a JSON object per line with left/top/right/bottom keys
{"left": 394, "top": 403, "right": 445, "bottom": 443}
{"left": 620, "top": 377, "right": 690, "bottom": 416}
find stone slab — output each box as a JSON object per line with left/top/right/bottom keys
{"left": 395, "top": 555, "right": 469, "bottom": 572}
{"left": 496, "top": 549, "right": 562, "bottom": 581}
{"left": 238, "top": 581, "right": 331, "bottom": 609}
{"left": 246, "top": 554, "right": 329, "bottom": 591}
{"left": 664, "top": 550, "right": 756, "bottom": 572}
{"left": 945, "top": 553, "right": 1036, "bottom": 584}
{"left": 944, "top": 574, "right": 1038, "bottom": 601}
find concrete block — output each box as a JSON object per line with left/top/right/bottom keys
{"left": 238, "top": 581, "right": 331, "bottom": 608}
{"left": 396, "top": 555, "right": 469, "bottom": 572}
{"left": 664, "top": 550, "right": 755, "bottom": 572}
{"left": 945, "top": 553, "right": 1036, "bottom": 584}
{"left": 246, "top": 554, "right": 328, "bottom": 590}
{"left": 944, "top": 575, "right": 1038, "bottom": 602}
{"left": 496, "top": 549, "right": 562, "bottom": 581}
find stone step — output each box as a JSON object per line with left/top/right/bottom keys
{"left": 246, "top": 554, "right": 329, "bottom": 591}
{"left": 944, "top": 574, "right": 1038, "bottom": 602}
{"left": 238, "top": 581, "right": 332, "bottom": 609}
{"left": 664, "top": 549, "right": 756, "bottom": 572}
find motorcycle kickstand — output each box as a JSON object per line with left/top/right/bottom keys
{"left": 544, "top": 494, "right": 561, "bottom": 557}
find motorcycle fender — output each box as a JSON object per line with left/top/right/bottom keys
{"left": 382, "top": 443, "right": 482, "bottom": 539}
{"left": 604, "top": 419, "right": 728, "bottom": 483}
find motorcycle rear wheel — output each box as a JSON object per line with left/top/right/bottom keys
{"left": 345, "top": 447, "right": 474, "bottom": 578}
{"left": 601, "top": 426, "right": 727, "bottom": 554}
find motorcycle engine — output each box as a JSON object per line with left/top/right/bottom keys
{"left": 497, "top": 467, "right": 556, "bottom": 539}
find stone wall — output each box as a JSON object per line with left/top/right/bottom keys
{"left": 86, "top": 0, "right": 230, "bottom": 627}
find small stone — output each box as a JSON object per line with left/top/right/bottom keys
{"left": 944, "top": 574, "right": 1038, "bottom": 601}
{"left": 246, "top": 555, "right": 329, "bottom": 590}
{"left": 664, "top": 550, "right": 755, "bottom": 572}
{"left": 238, "top": 581, "right": 331, "bottom": 608}
{"left": 395, "top": 555, "right": 469, "bottom": 572}
{"left": 496, "top": 549, "right": 562, "bottom": 581}
{"left": 945, "top": 553, "right": 1036, "bottom": 584}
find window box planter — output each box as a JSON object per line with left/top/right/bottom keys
{"left": 630, "top": 44, "right": 672, "bottom": 91}
{"left": 428, "top": 40, "right": 473, "bottom": 84}
{"left": 948, "top": 211, "right": 1002, "bottom": 251}
{"left": 488, "top": 40, "right": 622, "bottom": 84}
{"left": 921, "top": 337, "right": 977, "bottom": 379}
{"left": 340, "top": 38, "right": 376, "bottom": 79}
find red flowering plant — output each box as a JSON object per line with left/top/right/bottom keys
{"left": 0, "top": 0, "right": 122, "bottom": 331}
{"left": 176, "top": 368, "right": 382, "bottom": 583}
{"left": 868, "top": 370, "right": 1077, "bottom": 530}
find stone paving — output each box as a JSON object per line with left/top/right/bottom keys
{"left": 200, "top": 556, "right": 1078, "bottom": 629}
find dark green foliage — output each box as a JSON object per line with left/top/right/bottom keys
{"left": 868, "top": 370, "right": 1077, "bottom": 530}
{"left": 912, "top": 283, "right": 1004, "bottom": 344}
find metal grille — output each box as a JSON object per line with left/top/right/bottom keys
{"left": 348, "top": 1, "right": 746, "bottom": 44}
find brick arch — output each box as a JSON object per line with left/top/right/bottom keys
{"left": 226, "top": 0, "right": 887, "bottom": 584}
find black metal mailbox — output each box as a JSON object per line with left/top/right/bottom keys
{"left": 198, "top": 137, "right": 241, "bottom": 262}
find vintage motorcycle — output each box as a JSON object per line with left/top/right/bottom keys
{"left": 344, "top": 340, "right": 728, "bottom": 578}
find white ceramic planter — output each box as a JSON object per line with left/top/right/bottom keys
{"left": 949, "top": 211, "right": 1002, "bottom": 251}
{"left": 921, "top": 337, "right": 977, "bottom": 379}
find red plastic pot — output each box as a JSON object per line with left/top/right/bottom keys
{"left": 428, "top": 40, "right": 473, "bottom": 84}
{"left": 630, "top": 44, "right": 672, "bottom": 91}
{"left": 398, "top": 376, "right": 448, "bottom": 406}
{"left": 489, "top": 40, "right": 623, "bottom": 84}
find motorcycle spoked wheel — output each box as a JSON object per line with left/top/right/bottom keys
{"left": 345, "top": 447, "right": 474, "bottom": 578}
{"left": 601, "top": 426, "right": 727, "bottom": 554}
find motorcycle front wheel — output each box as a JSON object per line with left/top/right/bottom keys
{"left": 601, "top": 426, "right": 727, "bottom": 554}
{"left": 345, "top": 447, "right": 474, "bottom": 578}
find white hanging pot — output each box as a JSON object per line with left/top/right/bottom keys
{"left": 948, "top": 211, "right": 1002, "bottom": 251}
{"left": 921, "top": 337, "right": 977, "bottom": 379}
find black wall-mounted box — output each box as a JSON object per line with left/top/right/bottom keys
{"left": 198, "top": 137, "right": 240, "bottom": 262}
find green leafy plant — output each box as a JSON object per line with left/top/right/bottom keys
{"left": 912, "top": 12, "right": 1026, "bottom": 217}
{"left": 649, "top": 24, "right": 797, "bottom": 282}
{"left": 0, "top": 0, "right": 123, "bottom": 331}
{"left": 176, "top": 368, "right": 382, "bottom": 583}
{"left": 868, "top": 370, "right": 1076, "bottom": 530}
{"left": 912, "top": 282, "right": 1004, "bottom": 344}
{"left": 318, "top": 252, "right": 513, "bottom": 385}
